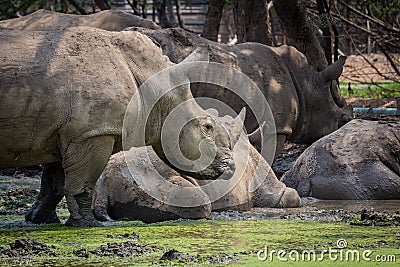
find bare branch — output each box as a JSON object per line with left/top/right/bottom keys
{"left": 331, "top": 12, "right": 400, "bottom": 50}
{"left": 337, "top": 0, "right": 399, "bottom": 34}
{"left": 356, "top": 51, "right": 400, "bottom": 83}
{"left": 377, "top": 43, "right": 400, "bottom": 78}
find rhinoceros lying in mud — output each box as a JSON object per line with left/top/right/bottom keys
{"left": 0, "top": 27, "right": 245, "bottom": 227}
{"left": 0, "top": 9, "right": 159, "bottom": 31}
{"left": 281, "top": 119, "right": 400, "bottom": 199}
{"left": 93, "top": 134, "right": 301, "bottom": 223}
{"left": 1, "top": 10, "right": 353, "bottom": 160}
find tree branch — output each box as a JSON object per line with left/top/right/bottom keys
{"left": 377, "top": 43, "right": 400, "bottom": 78}
{"left": 337, "top": 0, "right": 399, "bottom": 34}
{"left": 331, "top": 12, "right": 400, "bottom": 50}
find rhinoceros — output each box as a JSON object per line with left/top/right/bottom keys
{"left": 129, "top": 28, "right": 353, "bottom": 160}
{"left": 0, "top": 11, "right": 353, "bottom": 160}
{"left": 0, "top": 27, "right": 245, "bottom": 227}
{"left": 281, "top": 119, "right": 400, "bottom": 199}
{"left": 0, "top": 9, "right": 159, "bottom": 31}
{"left": 93, "top": 133, "right": 301, "bottom": 223}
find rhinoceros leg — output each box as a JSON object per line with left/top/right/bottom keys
{"left": 25, "top": 162, "right": 65, "bottom": 224}
{"left": 274, "top": 134, "right": 287, "bottom": 160}
{"left": 62, "top": 136, "right": 115, "bottom": 227}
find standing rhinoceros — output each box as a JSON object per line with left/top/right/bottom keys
{"left": 129, "top": 28, "right": 353, "bottom": 160}
{"left": 0, "top": 27, "right": 245, "bottom": 227}
{"left": 93, "top": 134, "right": 301, "bottom": 223}
{"left": 0, "top": 9, "right": 159, "bottom": 31}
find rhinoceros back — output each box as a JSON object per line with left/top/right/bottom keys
{"left": 0, "top": 27, "right": 171, "bottom": 168}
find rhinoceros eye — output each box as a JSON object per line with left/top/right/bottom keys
{"left": 201, "top": 122, "right": 214, "bottom": 139}
{"left": 204, "top": 123, "right": 213, "bottom": 131}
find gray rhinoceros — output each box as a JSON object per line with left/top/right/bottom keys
{"left": 93, "top": 134, "right": 301, "bottom": 223}
{"left": 0, "top": 11, "right": 352, "bottom": 159}
{"left": 130, "top": 28, "right": 353, "bottom": 159}
{"left": 0, "top": 27, "right": 245, "bottom": 227}
{"left": 0, "top": 9, "right": 159, "bottom": 31}
{"left": 281, "top": 120, "right": 400, "bottom": 199}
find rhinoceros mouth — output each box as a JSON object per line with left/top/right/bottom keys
{"left": 183, "top": 159, "right": 235, "bottom": 180}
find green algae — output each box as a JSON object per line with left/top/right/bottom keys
{"left": 0, "top": 217, "right": 399, "bottom": 266}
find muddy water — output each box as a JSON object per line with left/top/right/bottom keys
{"left": 302, "top": 198, "right": 400, "bottom": 212}
{"left": 212, "top": 198, "right": 400, "bottom": 222}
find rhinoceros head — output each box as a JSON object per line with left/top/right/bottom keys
{"left": 303, "top": 56, "right": 353, "bottom": 143}
{"left": 141, "top": 47, "right": 246, "bottom": 180}
{"left": 172, "top": 108, "right": 246, "bottom": 180}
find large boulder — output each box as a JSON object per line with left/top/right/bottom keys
{"left": 0, "top": 9, "right": 159, "bottom": 31}
{"left": 93, "top": 136, "right": 301, "bottom": 223}
{"left": 281, "top": 120, "right": 400, "bottom": 199}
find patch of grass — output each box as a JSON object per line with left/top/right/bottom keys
{"left": 339, "top": 82, "right": 400, "bottom": 98}
{"left": 0, "top": 218, "right": 399, "bottom": 266}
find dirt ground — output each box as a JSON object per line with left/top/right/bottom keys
{"left": 341, "top": 53, "right": 399, "bottom": 83}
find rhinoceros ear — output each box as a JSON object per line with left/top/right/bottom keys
{"left": 180, "top": 45, "right": 210, "bottom": 64}
{"left": 228, "top": 107, "right": 246, "bottom": 147}
{"left": 247, "top": 121, "right": 268, "bottom": 150}
{"left": 316, "top": 56, "right": 347, "bottom": 84}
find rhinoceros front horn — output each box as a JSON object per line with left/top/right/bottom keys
{"left": 229, "top": 107, "right": 246, "bottom": 147}
{"left": 317, "top": 56, "right": 347, "bottom": 84}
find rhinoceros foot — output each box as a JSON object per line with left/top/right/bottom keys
{"left": 94, "top": 206, "right": 112, "bottom": 222}
{"left": 65, "top": 192, "right": 102, "bottom": 227}
{"left": 25, "top": 200, "right": 61, "bottom": 224}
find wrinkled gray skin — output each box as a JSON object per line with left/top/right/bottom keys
{"left": 282, "top": 120, "right": 400, "bottom": 200}
{"left": 1, "top": 11, "right": 352, "bottom": 159}
{"left": 0, "top": 9, "right": 159, "bottom": 31}
{"left": 93, "top": 135, "right": 301, "bottom": 223}
{"left": 0, "top": 27, "right": 244, "bottom": 227}
{"left": 129, "top": 28, "right": 353, "bottom": 159}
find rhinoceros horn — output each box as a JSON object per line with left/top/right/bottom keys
{"left": 317, "top": 56, "right": 347, "bottom": 84}
{"left": 224, "top": 107, "right": 246, "bottom": 146}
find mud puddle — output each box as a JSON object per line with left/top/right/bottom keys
{"left": 212, "top": 198, "right": 400, "bottom": 225}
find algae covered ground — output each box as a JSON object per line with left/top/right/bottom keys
{"left": 0, "top": 214, "right": 399, "bottom": 266}
{"left": 1, "top": 167, "right": 400, "bottom": 266}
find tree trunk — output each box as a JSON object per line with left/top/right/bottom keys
{"left": 232, "top": 0, "right": 273, "bottom": 46}
{"left": 44, "top": 0, "right": 52, "bottom": 10}
{"left": 154, "top": 0, "right": 172, "bottom": 28}
{"left": 93, "top": 0, "right": 110, "bottom": 10}
{"left": 166, "top": 0, "right": 178, "bottom": 27}
{"left": 67, "top": 0, "right": 87, "bottom": 14}
{"left": 273, "top": 0, "right": 327, "bottom": 70}
{"left": 175, "top": 0, "right": 185, "bottom": 28}
{"left": 317, "top": 0, "right": 332, "bottom": 65}
{"left": 202, "top": 0, "right": 225, "bottom": 42}
{"left": 142, "top": 0, "right": 147, "bottom": 19}
{"left": 127, "top": 0, "right": 141, "bottom": 16}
